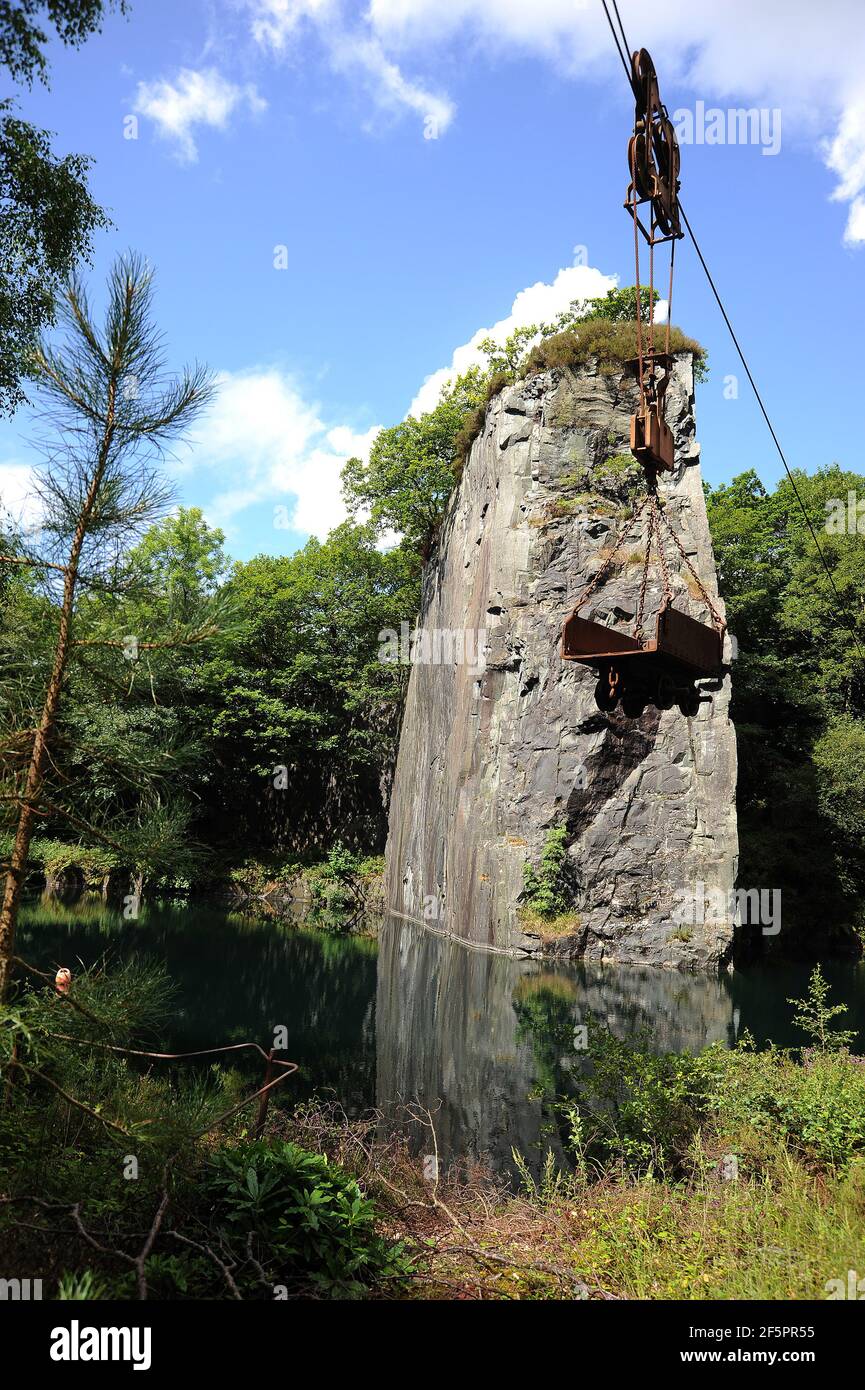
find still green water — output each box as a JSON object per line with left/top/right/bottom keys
{"left": 19, "top": 898, "right": 865, "bottom": 1173}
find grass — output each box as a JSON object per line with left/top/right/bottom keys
{"left": 533, "top": 1157, "right": 865, "bottom": 1301}
{"left": 523, "top": 319, "right": 704, "bottom": 379}
{"left": 276, "top": 1100, "right": 865, "bottom": 1302}
{"left": 3, "top": 1032, "right": 863, "bottom": 1302}
{"left": 544, "top": 498, "right": 583, "bottom": 519}
{"left": 517, "top": 905, "right": 582, "bottom": 941}
{"left": 599, "top": 451, "right": 640, "bottom": 477}
{"left": 454, "top": 318, "right": 705, "bottom": 473}
{"left": 669, "top": 925, "right": 694, "bottom": 943}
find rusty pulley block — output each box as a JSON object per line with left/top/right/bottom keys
{"left": 626, "top": 48, "right": 682, "bottom": 244}
{"left": 559, "top": 37, "right": 726, "bottom": 718}
{"left": 630, "top": 353, "right": 675, "bottom": 474}
{"left": 625, "top": 48, "right": 684, "bottom": 477}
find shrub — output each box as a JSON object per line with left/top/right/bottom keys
{"left": 308, "top": 842, "right": 365, "bottom": 918}
{"left": 522, "top": 827, "right": 573, "bottom": 920}
{"left": 567, "top": 1026, "right": 713, "bottom": 1176}
{"left": 203, "top": 1139, "right": 410, "bottom": 1296}
{"left": 701, "top": 1044, "right": 865, "bottom": 1172}
{"left": 566, "top": 1000, "right": 865, "bottom": 1179}
{"left": 520, "top": 319, "right": 706, "bottom": 383}
{"left": 788, "top": 964, "right": 858, "bottom": 1052}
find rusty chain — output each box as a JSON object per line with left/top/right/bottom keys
{"left": 569, "top": 491, "right": 651, "bottom": 618}
{"left": 655, "top": 500, "right": 726, "bottom": 632}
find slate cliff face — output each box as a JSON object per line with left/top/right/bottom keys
{"left": 384, "top": 354, "right": 738, "bottom": 969}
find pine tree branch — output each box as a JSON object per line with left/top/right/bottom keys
{"left": 0, "top": 555, "right": 67, "bottom": 572}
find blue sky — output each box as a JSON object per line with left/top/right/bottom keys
{"left": 1, "top": 0, "right": 864, "bottom": 561}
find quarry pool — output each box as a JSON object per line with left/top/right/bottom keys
{"left": 19, "top": 900, "right": 865, "bottom": 1176}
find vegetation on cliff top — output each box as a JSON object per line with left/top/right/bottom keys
{"left": 343, "top": 286, "right": 706, "bottom": 556}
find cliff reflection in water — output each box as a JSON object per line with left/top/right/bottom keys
{"left": 375, "top": 916, "right": 740, "bottom": 1177}
{"left": 22, "top": 898, "right": 864, "bottom": 1179}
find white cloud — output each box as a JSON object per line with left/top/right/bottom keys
{"left": 824, "top": 93, "right": 865, "bottom": 244}
{"left": 183, "top": 368, "right": 379, "bottom": 539}
{"left": 249, "top": 0, "right": 341, "bottom": 49}
{"left": 279, "top": 0, "right": 865, "bottom": 244}
{"left": 842, "top": 195, "right": 865, "bottom": 247}
{"left": 133, "top": 67, "right": 267, "bottom": 163}
{"left": 182, "top": 255, "right": 632, "bottom": 547}
{"left": 184, "top": 253, "right": 647, "bottom": 545}
{"left": 329, "top": 32, "right": 454, "bottom": 134}
{"left": 408, "top": 259, "right": 617, "bottom": 417}
{"left": 247, "top": 0, "right": 454, "bottom": 134}
{"left": 0, "top": 462, "right": 41, "bottom": 534}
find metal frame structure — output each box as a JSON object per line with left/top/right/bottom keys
{"left": 560, "top": 47, "right": 726, "bottom": 717}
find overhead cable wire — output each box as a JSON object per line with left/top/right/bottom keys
{"left": 598, "top": 0, "right": 864, "bottom": 666}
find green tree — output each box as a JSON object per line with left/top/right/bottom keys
{"left": 343, "top": 289, "right": 671, "bottom": 558}
{"left": 788, "top": 966, "right": 858, "bottom": 1052}
{"left": 124, "top": 507, "right": 229, "bottom": 621}
{"left": 0, "top": 1, "right": 129, "bottom": 413}
{"left": 541, "top": 286, "right": 658, "bottom": 336}
{"left": 706, "top": 465, "right": 865, "bottom": 952}
{"left": 581, "top": 285, "right": 658, "bottom": 324}
{"left": 0, "top": 253, "right": 215, "bottom": 999}
{"left": 187, "top": 522, "right": 419, "bottom": 860}
{"left": 522, "top": 826, "right": 572, "bottom": 920}
{"left": 813, "top": 716, "right": 865, "bottom": 895}
{"left": 342, "top": 385, "right": 471, "bottom": 558}
{"left": 0, "top": 2, "right": 128, "bottom": 85}
{"left": 475, "top": 323, "right": 539, "bottom": 376}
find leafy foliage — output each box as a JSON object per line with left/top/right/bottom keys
{"left": 566, "top": 1026, "right": 865, "bottom": 1179}
{"left": 0, "top": 959, "right": 406, "bottom": 1298}
{"left": 343, "top": 376, "right": 479, "bottom": 558}
{"left": 522, "top": 826, "right": 573, "bottom": 919}
{"left": 540, "top": 285, "right": 658, "bottom": 331}
{"left": 342, "top": 292, "right": 706, "bottom": 560}
{"left": 0, "top": 2, "right": 128, "bottom": 87}
{"left": 308, "top": 842, "right": 365, "bottom": 916}
{"left": 0, "top": 2, "right": 128, "bottom": 413}
{"left": 0, "top": 109, "right": 109, "bottom": 414}
{"left": 705, "top": 466, "right": 865, "bottom": 951}
{"left": 204, "top": 1139, "right": 410, "bottom": 1296}
{"left": 788, "top": 965, "right": 858, "bottom": 1052}
{"left": 184, "top": 521, "right": 419, "bottom": 860}
{"left": 0, "top": 255, "right": 222, "bottom": 1006}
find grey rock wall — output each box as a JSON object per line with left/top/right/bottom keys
{"left": 385, "top": 354, "right": 738, "bottom": 968}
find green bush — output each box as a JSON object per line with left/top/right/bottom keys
{"left": 522, "top": 827, "right": 572, "bottom": 920}
{"left": 307, "top": 842, "right": 364, "bottom": 917}
{"left": 0, "top": 833, "right": 120, "bottom": 884}
{"left": 567, "top": 1026, "right": 712, "bottom": 1176}
{"left": 700, "top": 1045, "right": 865, "bottom": 1172}
{"left": 203, "top": 1139, "right": 410, "bottom": 1297}
{"left": 788, "top": 964, "right": 858, "bottom": 1051}
{"left": 567, "top": 997, "right": 865, "bottom": 1179}
{"left": 0, "top": 960, "right": 410, "bottom": 1299}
